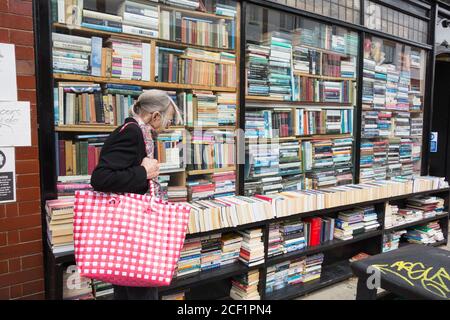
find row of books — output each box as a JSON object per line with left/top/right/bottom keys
{"left": 293, "top": 77, "right": 354, "bottom": 103}
{"left": 403, "top": 221, "right": 445, "bottom": 245}
{"left": 265, "top": 253, "right": 325, "bottom": 294}
{"left": 302, "top": 138, "right": 353, "bottom": 171}
{"left": 334, "top": 206, "right": 380, "bottom": 240}
{"left": 361, "top": 111, "right": 423, "bottom": 139}
{"left": 187, "top": 171, "right": 236, "bottom": 200}
{"left": 230, "top": 269, "right": 260, "bottom": 300}
{"left": 384, "top": 196, "right": 446, "bottom": 229}
{"left": 156, "top": 47, "right": 236, "bottom": 87}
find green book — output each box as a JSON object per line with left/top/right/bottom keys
{"left": 80, "top": 141, "right": 89, "bottom": 176}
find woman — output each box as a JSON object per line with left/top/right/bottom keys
{"left": 91, "top": 89, "right": 182, "bottom": 300}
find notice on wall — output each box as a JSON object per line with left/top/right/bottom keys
{"left": 0, "top": 147, "right": 16, "bottom": 203}
{"left": 0, "top": 43, "right": 18, "bottom": 102}
{"left": 0, "top": 101, "right": 31, "bottom": 147}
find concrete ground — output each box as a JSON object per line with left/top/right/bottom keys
{"left": 297, "top": 224, "right": 450, "bottom": 300}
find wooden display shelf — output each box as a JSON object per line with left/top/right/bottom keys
{"left": 53, "top": 73, "right": 236, "bottom": 92}
{"left": 293, "top": 72, "right": 357, "bottom": 82}
{"left": 159, "top": 4, "right": 235, "bottom": 21}
{"left": 53, "top": 23, "right": 236, "bottom": 53}
{"left": 179, "top": 55, "right": 236, "bottom": 65}
{"left": 187, "top": 166, "right": 236, "bottom": 175}
{"left": 55, "top": 124, "right": 118, "bottom": 132}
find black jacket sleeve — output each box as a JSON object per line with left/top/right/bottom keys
{"left": 91, "top": 125, "right": 148, "bottom": 193}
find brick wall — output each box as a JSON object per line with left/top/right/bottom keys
{"left": 0, "top": 0, "right": 44, "bottom": 300}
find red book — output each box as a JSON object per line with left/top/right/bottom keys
{"left": 304, "top": 217, "right": 322, "bottom": 246}
{"left": 87, "top": 145, "right": 97, "bottom": 175}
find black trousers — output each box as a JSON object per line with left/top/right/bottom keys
{"left": 113, "top": 285, "right": 159, "bottom": 300}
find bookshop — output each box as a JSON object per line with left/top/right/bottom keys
{"left": 2, "top": 0, "right": 450, "bottom": 302}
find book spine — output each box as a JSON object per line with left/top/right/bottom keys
{"left": 90, "top": 36, "right": 102, "bottom": 76}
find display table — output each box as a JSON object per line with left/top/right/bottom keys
{"left": 351, "top": 244, "right": 450, "bottom": 300}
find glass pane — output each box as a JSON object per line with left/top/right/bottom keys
{"left": 360, "top": 35, "right": 426, "bottom": 182}
{"left": 245, "top": 3, "right": 359, "bottom": 194}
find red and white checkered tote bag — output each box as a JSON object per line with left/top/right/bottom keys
{"left": 73, "top": 185, "right": 191, "bottom": 287}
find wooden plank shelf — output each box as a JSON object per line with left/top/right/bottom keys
{"left": 53, "top": 73, "right": 237, "bottom": 92}
{"left": 293, "top": 72, "right": 357, "bottom": 82}
{"left": 55, "top": 125, "right": 117, "bottom": 132}
{"left": 53, "top": 23, "right": 236, "bottom": 53}
{"left": 187, "top": 166, "right": 236, "bottom": 175}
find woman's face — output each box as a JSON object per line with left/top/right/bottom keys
{"left": 146, "top": 104, "right": 175, "bottom": 133}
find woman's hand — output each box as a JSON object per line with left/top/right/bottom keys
{"left": 141, "top": 157, "right": 160, "bottom": 179}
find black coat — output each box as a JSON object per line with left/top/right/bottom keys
{"left": 91, "top": 117, "right": 149, "bottom": 194}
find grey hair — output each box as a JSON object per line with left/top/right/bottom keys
{"left": 130, "top": 89, "right": 183, "bottom": 125}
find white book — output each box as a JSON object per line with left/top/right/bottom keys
{"left": 142, "top": 42, "right": 151, "bottom": 81}
{"left": 122, "top": 24, "right": 159, "bottom": 38}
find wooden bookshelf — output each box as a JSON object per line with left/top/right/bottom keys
{"left": 293, "top": 72, "right": 357, "bottom": 82}
{"left": 54, "top": 73, "right": 237, "bottom": 92}
{"left": 187, "top": 166, "right": 236, "bottom": 175}
{"left": 53, "top": 23, "right": 236, "bottom": 53}
{"left": 55, "top": 125, "right": 118, "bottom": 132}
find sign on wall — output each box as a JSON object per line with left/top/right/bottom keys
{"left": 0, "top": 43, "right": 18, "bottom": 102}
{"left": 0, "top": 101, "right": 31, "bottom": 147}
{"left": 0, "top": 147, "right": 16, "bottom": 203}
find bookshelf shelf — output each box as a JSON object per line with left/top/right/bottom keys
{"left": 53, "top": 23, "right": 236, "bottom": 53}
{"left": 187, "top": 166, "right": 236, "bottom": 175}
{"left": 179, "top": 55, "right": 236, "bottom": 65}
{"left": 53, "top": 73, "right": 237, "bottom": 92}
{"left": 383, "top": 212, "right": 449, "bottom": 233}
{"left": 265, "top": 260, "right": 353, "bottom": 300}
{"left": 267, "top": 230, "right": 382, "bottom": 266}
{"left": 187, "top": 126, "right": 237, "bottom": 130}
{"left": 55, "top": 125, "right": 118, "bottom": 133}
{"left": 245, "top": 97, "right": 354, "bottom": 107}
{"left": 159, "top": 4, "right": 235, "bottom": 21}
{"left": 298, "top": 44, "right": 354, "bottom": 58}
{"left": 293, "top": 72, "right": 357, "bottom": 82}
{"left": 246, "top": 134, "right": 354, "bottom": 142}
{"left": 362, "top": 107, "right": 423, "bottom": 113}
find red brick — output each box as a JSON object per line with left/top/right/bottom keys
{"left": 0, "top": 287, "right": 9, "bottom": 300}
{"left": 19, "top": 227, "right": 41, "bottom": 243}
{"left": 16, "top": 74, "right": 35, "bottom": 89}
{"left": 0, "top": 260, "right": 8, "bottom": 274}
{"left": 0, "top": 13, "right": 33, "bottom": 30}
{"left": 15, "top": 147, "right": 38, "bottom": 161}
{"left": 0, "top": 240, "right": 42, "bottom": 260}
{"left": 0, "top": 1, "right": 9, "bottom": 13}
{"left": 22, "top": 279, "right": 44, "bottom": 296}
{"left": 0, "top": 214, "right": 41, "bottom": 232}
{"left": 17, "top": 90, "right": 36, "bottom": 104}
{"left": 0, "top": 265, "right": 42, "bottom": 289}
{"left": 0, "top": 233, "right": 6, "bottom": 246}
{"left": 0, "top": 206, "right": 5, "bottom": 219}
{"left": 16, "top": 187, "right": 40, "bottom": 202}
{"left": 10, "top": 284, "right": 22, "bottom": 298}
{"left": 16, "top": 174, "right": 40, "bottom": 188}
{"left": 9, "top": 258, "right": 20, "bottom": 272}
{"left": 16, "top": 59, "right": 35, "bottom": 76}
{"left": 15, "top": 46, "right": 34, "bottom": 60}
{"left": 9, "top": 0, "right": 32, "bottom": 16}
{"left": 0, "top": 28, "right": 9, "bottom": 42}
{"left": 5, "top": 203, "right": 18, "bottom": 218}
{"left": 7, "top": 231, "right": 19, "bottom": 245}
{"left": 9, "top": 30, "right": 33, "bottom": 46}
{"left": 15, "top": 160, "right": 39, "bottom": 174}
{"left": 18, "top": 201, "right": 40, "bottom": 217}
{"left": 21, "top": 254, "right": 42, "bottom": 270}
{"left": 17, "top": 291, "right": 44, "bottom": 300}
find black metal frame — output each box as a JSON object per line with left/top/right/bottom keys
{"left": 33, "top": 0, "right": 444, "bottom": 299}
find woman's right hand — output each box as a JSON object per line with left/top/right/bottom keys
{"left": 141, "top": 157, "right": 160, "bottom": 179}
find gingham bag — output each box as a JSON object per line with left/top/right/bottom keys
{"left": 73, "top": 122, "right": 190, "bottom": 287}
{"left": 73, "top": 183, "right": 190, "bottom": 287}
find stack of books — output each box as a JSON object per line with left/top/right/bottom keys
{"left": 334, "top": 209, "right": 365, "bottom": 240}
{"left": 52, "top": 33, "right": 94, "bottom": 75}
{"left": 220, "top": 233, "right": 243, "bottom": 266}
{"left": 281, "top": 220, "right": 306, "bottom": 253}
{"left": 193, "top": 91, "right": 218, "bottom": 126}
{"left": 246, "top": 43, "right": 270, "bottom": 96}
{"left": 156, "top": 131, "right": 183, "bottom": 171}
{"left": 303, "top": 253, "right": 325, "bottom": 283}
{"left": 45, "top": 198, "right": 75, "bottom": 254}
{"left": 279, "top": 141, "right": 302, "bottom": 177}
{"left": 404, "top": 222, "right": 445, "bottom": 245}
{"left": 245, "top": 110, "right": 272, "bottom": 138}
{"left": 230, "top": 270, "right": 260, "bottom": 300}
{"left": 57, "top": 176, "right": 92, "bottom": 197}
{"left": 212, "top": 171, "right": 236, "bottom": 197}
{"left": 264, "top": 31, "right": 293, "bottom": 101}
{"left": 92, "top": 281, "right": 114, "bottom": 300}
{"left": 81, "top": 9, "right": 123, "bottom": 33}
{"left": 268, "top": 223, "right": 283, "bottom": 257}
{"left": 406, "top": 196, "right": 446, "bottom": 218}
{"left": 107, "top": 38, "right": 151, "bottom": 81}
{"left": 119, "top": 1, "right": 159, "bottom": 38}
{"left": 167, "top": 186, "right": 188, "bottom": 202}
{"left": 266, "top": 261, "right": 289, "bottom": 293}
{"left": 200, "top": 234, "right": 222, "bottom": 271}
{"left": 187, "top": 178, "right": 215, "bottom": 201}
{"left": 238, "top": 228, "right": 265, "bottom": 267}
{"left": 382, "top": 230, "right": 406, "bottom": 252}
{"left": 175, "top": 237, "right": 202, "bottom": 278}
{"left": 341, "top": 57, "right": 356, "bottom": 78}
{"left": 362, "top": 206, "right": 380, "bottom": 232}
{"left": 246, "top": 142, "right": 280, "bottom": 182}
{"left": 217, "top": 93, "right": 236, "bottom": 126}
{"left": 286, "top": 258, "right": 306, "bottom": 286}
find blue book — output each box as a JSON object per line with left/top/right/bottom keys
{"left": 90, "top": 36, "right": 102, "bottom": 77}
{"left": 53, "top": 87, "right": 59, "bottom": 125}
{"left": 81, "top": 23, "right": 122, "bottom": 33}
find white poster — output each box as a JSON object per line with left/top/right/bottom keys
{"left": 0, "top": 43, "right": 18, "bottom": 102}
{"left": 0, "top": 147, "right": 16, "bottom": 203}
{"left": 0, "top": 101, "right": 31, "bottom": 147}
